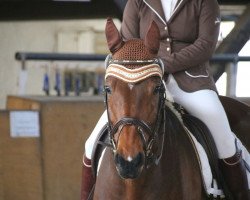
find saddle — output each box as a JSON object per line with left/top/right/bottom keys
{"left": 180, "top": 107, "right": 229, "bottom": 199}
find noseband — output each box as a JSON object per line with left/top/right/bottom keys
{"left": 104, "top": 56, "right": 166, "bottom": 168}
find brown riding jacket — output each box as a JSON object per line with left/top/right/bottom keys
{"left": 121, "top": 0, "right": 221, "bottom": 92}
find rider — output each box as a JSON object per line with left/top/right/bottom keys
{"left": 81, "top": 0, "right": 250, "bottom": 199}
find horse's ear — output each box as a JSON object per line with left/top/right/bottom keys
{"left": 144, "top": 21, "right": 160, "bottom": 55}
{"left": 105, "top": 18, "right": 124, "bottom": 53}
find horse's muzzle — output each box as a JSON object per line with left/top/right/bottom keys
{"left": 114, "top": 152, "right": 145, "bottom": 179}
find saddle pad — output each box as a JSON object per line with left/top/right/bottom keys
{"left": 91, "top": 124, "right": 110, "bottom": 178}
{"left": 184, "top": 127, "right": 225, "bottom": 198}
{"left": 184, "top": 117, "right": 250, "bottom": 198}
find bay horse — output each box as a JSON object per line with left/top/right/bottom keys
{"left": 93, "top": 18, "right": 207, "bottom": 200}
{"left": 93, "top": 18, "right": 250, "bottom": 200}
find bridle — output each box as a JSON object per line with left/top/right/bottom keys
{"left": 104, "top": 55, "right": 166, "bottom": 168}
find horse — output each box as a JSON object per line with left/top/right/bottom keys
{"left": 92, "top": 18, "right": 250, "bottom": 200}
{"left": 92, "top": 18, "right": 208, "bottom": 200}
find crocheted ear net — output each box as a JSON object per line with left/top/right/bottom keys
{"left": 112, "top": 39, "right": 156, "bottom": 68}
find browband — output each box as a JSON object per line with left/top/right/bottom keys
{"left": 105, "top": 54, "right": 164, "bottom": 74}
{"left": 104, "top": 54, "right": 164, "bottom": 83}
{"left": 105, "top": 63, "right": 163, "bottom": 83}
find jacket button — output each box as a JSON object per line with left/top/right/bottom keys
{"left": 167, "top": 47, "right": 170, "bottom": 51}
{"left": 166, "top": 38, "right": 170, "bottom": 42}
{"left": 164, "top": 26, "right": 168, "bottom": 30}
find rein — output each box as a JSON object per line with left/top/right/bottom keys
{"left": 104, "top": 57, "right": 166, "bottom": 168}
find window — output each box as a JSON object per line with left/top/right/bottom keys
{"left": 216, "top": 21, "right": 250, "bottom": 97}
{"left": 236, "top": 40, "right": 250, "bottom": 97}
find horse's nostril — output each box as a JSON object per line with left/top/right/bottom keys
{"left": 115, "top": 153, "right": 126, "bottom": 166}
{"left": 133, "top": 153, "right": 144, "bottom": 167}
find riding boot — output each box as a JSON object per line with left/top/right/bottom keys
{"left": 81, "top": 155, "right": 95, "bottom": 200}
{"left": 219, "top": 149, "right": 250, "bottom": 200}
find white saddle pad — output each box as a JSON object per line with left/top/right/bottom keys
{"left": 185, "top": 127, "right": 250, "bottom": 198}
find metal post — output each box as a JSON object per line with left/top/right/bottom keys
{"left": 225, "top": 61, "right": 238, "bottom": 97}
{"left": 18, "top": 54, "right": 28, "bottom": 95}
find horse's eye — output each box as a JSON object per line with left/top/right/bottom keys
{"left": 154, "top": 85, "right": 165, "bottom": 94}
{"left": 104, "top": 86, "right": 112, "bottom": 94}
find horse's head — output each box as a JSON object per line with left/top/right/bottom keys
{"left": 104, "top": 18, "right": 165, "bottom": 179}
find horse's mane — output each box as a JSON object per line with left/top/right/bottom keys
{"left": 164, "top": 104, "right": 195, "bottom": 154}
{"left": 165, "top": 105, "right": 185, "bottom": 134}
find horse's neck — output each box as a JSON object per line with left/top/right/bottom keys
{"left": 160, "top": 108, "right": 204, "bottom": 197}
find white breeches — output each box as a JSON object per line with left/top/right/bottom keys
{"left": 166, "top": 75, "right": 236, "bottom": 159}
{"left": 85, "top": 75, "right": 236, "bottom": 159}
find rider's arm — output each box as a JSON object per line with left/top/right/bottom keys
{"left": 164, "top": 0, "right": 220, "bottom": 73}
